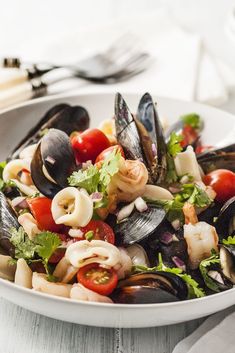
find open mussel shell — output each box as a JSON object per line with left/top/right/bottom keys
{"left": 0, "top": 192, "right": 19, "bottom": 256}
{"left": 108, "top": 205, "right": 166, "bottom": 246}
{"left": 9, "top": 104, "right": 90, "bottom": 160}
{"left": 40, "top": 129, "right": 77, "bottom": 187}
{"left": 215, "top": 197, "right": 235, "bottom": 239}
{"left": 114, "top": 93, "right": 145, "bottom": 162}
{"left": 136, "top": 93, "right": 167, "bottom": 183}
{"left": 111, "top": 271, "right": 188, "bottom": 303}
{"left": 220, "top": 245, "right": 235, "bottom": 284}
{"left": 197, "top": 144, "right": 235, "bottom": 173}
{"left": 30, "top": 143, "right": 61, "bottom": 198}
{"left": 31, "top": 129, "right": 77, "bottom": 198}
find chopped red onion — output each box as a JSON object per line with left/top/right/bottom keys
{"left": 152, "top": 143, "right": 157, "bottom": 157}
{"left": 169, "top": 186, "right": 181, "bottom": 194}
{"left": 134, "top": 197, "right": 148, "bottom": 213}
{"left": 45, "top": 156, "right": 55, "bottom": 165}
{"left": 11, "top": 197, "right": 29, "bottom": 209}
{"left": 117, "top": 202, "right": 135, "bottom": 221}
{"left": 159, "top": 232, "right": 173, "bottom": 245}
{"left": 172, "top": 256, "right": 186, "bottom": 271}
{"left": 90, "top": 192, "right": 103, "bottom": 202}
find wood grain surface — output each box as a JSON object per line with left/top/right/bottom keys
{"left": 0, "top": 298, "right": 204, "bottom": 353}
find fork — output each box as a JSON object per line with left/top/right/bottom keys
{"left": 0, "top": 34, "right": 151, "bottom": 110}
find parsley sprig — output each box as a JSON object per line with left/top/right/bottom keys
{"left": 133, "top": 253, "right": 205, "bottom": 299}
{"left": 222, "top": 235, "right": 235, "bottom": 245}
{"left": 199, "top": 252, "right": 221, "bottom": 292}
{"left": 166, "top": 133, "right": 183, "bottom": 183}
{"left": 181, "top": 113, "right": 201, "bottom": 129}
{"left": 68, "top": 149, "right": 121, "bottom": 207}
{"left": 10, "top": 227, "right": 61, "bottom": 278}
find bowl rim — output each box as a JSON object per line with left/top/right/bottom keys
{"left": 0, "top": 89, "right": 235, "bottom": 310}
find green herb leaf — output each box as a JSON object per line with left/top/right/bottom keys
{"left": 34, "top": 231, "right": 61, "bottom": 262}
{"left": 85, "top": 230, "right": 94, "bottom": 241}
{"left": 167, "top": 132, "right": 183, "bottom": 158}
{"left": 199, "top": 253, "right": 221, "bottom": 292}
{"left": 99, "top": 149, "right": 121, "bottom": 187}
{"left": 178, "top": 183, "right": 212, "bottom": 208}
{"left": 166, "top": 155, "right": 178, "bottom": 184}
{"left": 181, "top": 113, "right": 201, "bottom": 129}
{"left": 133, "top": 253, "right": 205, "bottom": 298}
{"left": 222, "top": 235, "right": 235, "bottom": 245}
{"left": 68, "top": 164, "right": 100, "bottom": 194}
{"left": 10, "top": 227, "right": 36, "bottom": 260}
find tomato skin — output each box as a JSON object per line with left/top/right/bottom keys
{"left": 203, "top": 169, "right": 235, "bottom": 203}
{"left": 77, "top": 263, "right": 118, "bottom": 295}
{"left": 27, "top": 197, "right": 62, "bottom": 233}
{"left": 79, "top": 220, "right": 115, "bottom": 244}
{"left": 180, "top": 125, "right": 198, "bottom": 148}
{"left": 95, "top": 145, "right": 125, "bottom": 164}
{"left": 71, "top": 128, "right": 111, "bottom": 163}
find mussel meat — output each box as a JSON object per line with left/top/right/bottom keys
{"left": 0, "top": 192, "right": 19, "bottom": 256}
{"left": 111, "top": 271, "right": 188, "bottom": 303}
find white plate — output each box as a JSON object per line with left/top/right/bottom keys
{"left": 0, "top": 91, "right": 235, "bottom": 328}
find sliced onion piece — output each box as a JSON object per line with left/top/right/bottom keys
{"left": 90, "top": 192, "right": 103, "bottom": 203}
{"left": 143, "top": 185, "right": 173, "bottom": 201}
{"left": 172, "top": 256, "right": 186, "bottom": 271}
{"left": 68, "top": 229, "right": 84, "bottom": 238}
{"left": 159, "top": 231, "right": 173, "bottom": 245}
{"left": 134, "top": 197, "right": 148, "bottom": 212}
{"left": 117, "top": 202, "right": 135, "bottom": 221}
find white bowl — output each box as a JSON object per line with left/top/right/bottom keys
{"left": 0, "top": 91, "right": 235, "bottom": 328}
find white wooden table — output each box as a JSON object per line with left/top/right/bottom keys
{"left": 0, "top": 1, "right": 235, "bottom": 352}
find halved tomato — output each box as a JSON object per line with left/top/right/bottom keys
{"left": 95, "top": 145, "right": 125, "bottom": 164}
{"left": 79, "top": 220, "right": 115, "bottom": 244}
{"left": 27, "top": 197, "right": 63, "bottom": 233}
{"left": 77, "top": 263, "right": 118, "bottom": 295}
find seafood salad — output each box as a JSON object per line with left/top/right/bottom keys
{"left": 0, "top": 93, "right": 235, "bottom": 305}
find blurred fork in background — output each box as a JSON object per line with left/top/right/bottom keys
{"left": 0, "top": 33, "right": 151, "bottom": 110}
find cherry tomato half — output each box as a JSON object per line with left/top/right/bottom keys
{"left": 71, "top": 128, "right": 110, "bottom": 163}
{"left": 79, "top": 220, "right": 115, "bottom": 244}
{"left": 203, "top": 169, "right": 235, "bottom": 203}
{"left": 95, "top": 145, "right": 125, "bottom": 164}
{"left": 180, "top": 125, "right": 198, "bottom": 148}
{"left": 27, "top": 197, "right": 62, "bottom": 233}
{"left": 77, "top": 263, "right": 118, "bottom": 295}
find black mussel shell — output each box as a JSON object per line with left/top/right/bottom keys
{"left": 136, "top": 93, "right": 167, "bottom": 183}
{"left": 111, "top": 271, "right": 188, "bottom": 303}
{"left": 40, "top": 129, "right": 77, "bottom": 187}
{"left": 197, "top": 144, "right": 235, "bottom": 173}
{"left": 144, "top": 221, "right": 188, "bottom": 268}
{"left": 0, "top": 192, "right": 19, "bottom": 256}
{"left": 220, "top": 245, "right": 235, "bottom": 284}
{"left": 215, "top": 197, "right": 235, "bottom": 239}
{"left": 114, "top": 93, "right": 145, "bottom": 162}
{"left": 108, "top": 205, "right": 166, "bottom": 246}
{"left": 9, "top": 104, "right": 90, "bottom": 160}
{"left": 111, "top": 285, "right": 179, "bottom": 304}
{"left": 198, "top": 202, "right": 221, "bottom": 225}
{"left": 30, "top": 143, "right": 62, "bottom": 199}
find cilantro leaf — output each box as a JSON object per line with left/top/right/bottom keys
{"left": 10, "top": 227, "right": 36, "bottom": 260}
{"left": 181, "top": 113, "right": 201, "bottom": 129}
{"left": 222, "top": 235, "right": 235, "bottom": 245}
{"left": 133, "top": 253, "right": 205, "bottom": 298}
{"left": 68, "top": 164, "right": 100, "bottom": 194}
{"left": 199, "top": 253, "right": 221, "bottom": 292}
{"left": 167, "top": 132, "right": 183, "bottom": 158}
{"left": 176, "top": 183, "right": 212, "bottom": 208}
{"left": 99, "top": 149, "right": 121, "bottom": 187}
{"left": 34, "top": 231, "right": 61, "bottom": 262}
